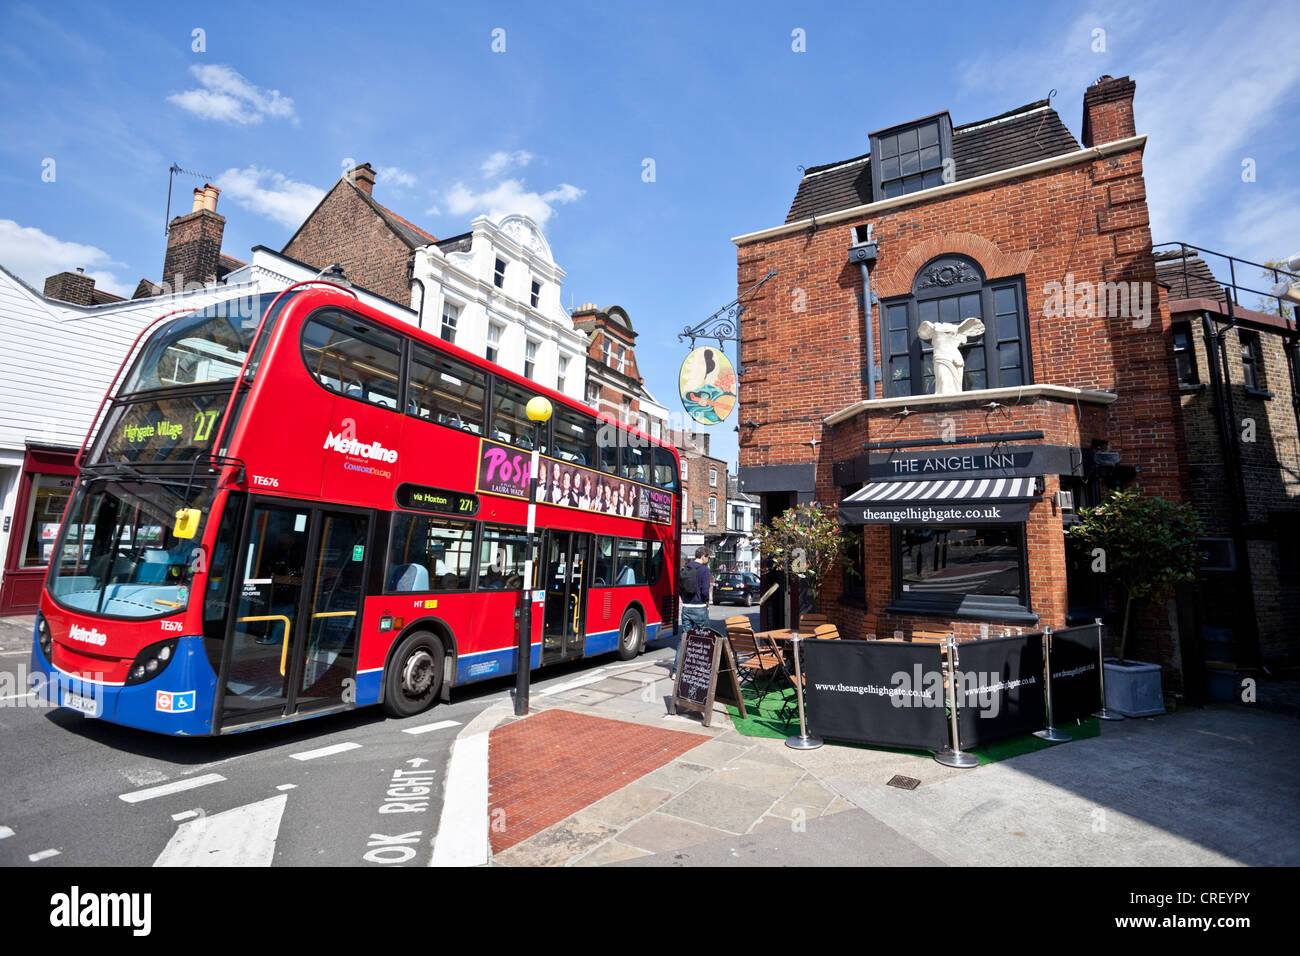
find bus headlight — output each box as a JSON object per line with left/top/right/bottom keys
{"left": 125, "top": 638, "right": 179, "bottom": 685}
{"left": 36, "top": 613, "right": 52, "bottom": 659}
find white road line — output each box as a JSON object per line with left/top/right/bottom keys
{"left": 537, "top": 669, "right": 611, "bottom": 697}
{"left": 0, "top": 825, "right": 13, "bottom": 839}
{"left": 0, "top": 691, "right": 33, "bottom": 703}
{"left": 0, "top": 649, "right": 31, "bottom": 656}
{"left": 154, "top": 794, "right": 287, "bottom": 867}
{"left": 28, "top": 848, "right": 60, "bottom": 862}
{"left": 290, "top": 742, "right": 361, "bottom": 761}
{"left": 171, "top": 810, "right": 200, "bottom": 822}
{"left": 402, "top": 719, "right": 462, "bottom": 735}
{"left": 430, "top": 702, "right": 509, "bottom": 867}
{"left": 119, "top": 773, "right": 226, "bottom": 804}
{"left": 276, "top": 784, "right": 297, "bottom": 791}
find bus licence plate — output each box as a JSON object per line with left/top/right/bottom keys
{"left": 63, "top": 691, "right": 100, "bottom": 716}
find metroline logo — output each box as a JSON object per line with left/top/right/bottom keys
{"left": 68, "top": 624, "right": 107, "bottom": 646}
{"left": 323, "top": 431, "right": 398, "bottom": 463}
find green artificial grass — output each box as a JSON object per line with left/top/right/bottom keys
{"left": 724, "top": 685, "right": 1102, "bottom": 766}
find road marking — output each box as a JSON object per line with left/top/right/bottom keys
{"left": 0, "top": 691, "right": 33, "bottom": 703}
{"left": 171, "top": 810, "right": 200, "bottom": 822}
{"left": 154, "top": 794, "right": 287, "bottom": 867}
{"left": 0, "top": 649, "right": 30, "bottom": 657}
{"left": 29, "top": 848, "right": 60, "bottom": 862}
{"left": 402, "top": 719, "right": 461, "bottom": 735}
{"left": 430, "top": 702, "right": 508, "bottom": 867}
{"left": 119, "top": 773, "right": 226, "bottom": 804}
{"left": 290, "top": 742, "right": 361, "bottom": 761}
{"left": 276, "top": 784, "right": 296, "bottom": 791}
{"left": 0, "top": 825, "right": 13, "bottom": 839}
{"left": 537, "top": 669, "right": 610, "bottom": 697}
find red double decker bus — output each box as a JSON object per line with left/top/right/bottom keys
{"left": 30, "top": 282, "right": 681, "bottom": 735}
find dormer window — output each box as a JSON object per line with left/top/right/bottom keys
{"left": 871, "top": 113, "right": 953, "bottom": 199}
{"left": 493, "top": 257, "right": 507, "bottom": 289}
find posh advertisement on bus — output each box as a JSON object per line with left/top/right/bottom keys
{"left": 476, "top": 438, "right": 673, "bottom": 525}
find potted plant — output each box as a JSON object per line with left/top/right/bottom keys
{"left": 749, "top": 502, "right": 849, "bottom": 628}
{"left": 1065, "top": 489, "right": 1202, "bottom": 716}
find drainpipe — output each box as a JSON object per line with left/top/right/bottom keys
{"left": 848, "top": 227, "right": 879, "bottom": 399}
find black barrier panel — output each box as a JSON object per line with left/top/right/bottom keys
{"left": 802, "top": 640, "right": 949, "bottom": 751}
{"left": 955, "top": 633, "right": 1045, "bottom": 748}
{"left": 1050, "top": 628, "right": 1101, "bottom": 724}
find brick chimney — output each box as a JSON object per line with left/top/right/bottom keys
{"left": 162, "top": 183, "right": 226, "bottom": 292}
{"left": 347, "top": 163, "right": 376, "bottom": 196}
{"left": 43, "top": 267, "right": 95, "bottom": 306}
{"left": 1082, "top": 74, "right": 1137, "bottom": 148}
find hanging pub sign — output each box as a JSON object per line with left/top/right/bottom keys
{"left": 476, "top": 438, "right": 673, "bottom": 525}
{"left": 395, "top": 483, "right": 479, "bottom": 517}
{"left": 679, "top": 346, "right": 737, "bottom": 425}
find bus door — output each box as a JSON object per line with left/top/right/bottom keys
{"left": 541, "top": 531, "right": 590, "bottom": 664}
{"left": 220, "top": 500, "right": 370, "bottom": 728}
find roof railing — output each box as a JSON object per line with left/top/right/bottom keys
{"left": 1153, "top": 241, "right": 1298, "bottom": 329}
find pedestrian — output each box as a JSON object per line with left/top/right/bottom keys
{"left": 679, "top": 546, "right": 712, "bottom": 630}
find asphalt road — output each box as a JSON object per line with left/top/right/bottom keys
{"left": 0, "top": 609, "right": 750, "bottom": 868}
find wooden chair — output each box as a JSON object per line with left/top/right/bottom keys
{"left": 725, "top": 626, "right": 783, "bottom": 698}
{"left": 813, "top": 623, "right": 840, "bottom": 640}
{"left": 799, "top": 613, "right": 829, "bottom": 630}
{"left": 725, "top": 615, "right": 754, "bottom": 631}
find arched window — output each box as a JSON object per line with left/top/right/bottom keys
{"left": 880, "top": 255, "right": 1031, "bottom": 397}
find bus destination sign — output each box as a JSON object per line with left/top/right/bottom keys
{"left": 396, "top": 483, "right": 479, "bottom": 517}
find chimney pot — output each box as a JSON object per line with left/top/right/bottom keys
{"left": 191, "top": 187, "right": 205, "bottom": 213}
{"left": 202, "top": 183, "right": 220, "bottom": 212}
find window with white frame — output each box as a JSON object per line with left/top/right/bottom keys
{"left": 709, "top": 497, "right": 717, "bottom": 526}
{"left": 709, "top": 467, "right": 718, "bottom": 487}
{"left": 681, "top": 459, "right": 688, "bottom": 480}
{"left": 557, "top": 355, "right": 569, "bottom": 393}
{"left": 486, "top": 321, "right": 504, "bottom": 364}
{"left": 493, "top": 257, "right": 507, "bottom": 289}
{"left": 587, "top": 381, "right": 599, "bottom": 405}
{"left": 440, "top": 301, "right": 460, "bottom": 344}
{"left": 530, "top": 278, "right": 541, "bottom": 308}
{"left": 524, "top": 338, "right": 539, "bottom": 379}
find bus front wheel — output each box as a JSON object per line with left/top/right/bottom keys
{"left": 383, "top": 631, "right": 445, "bottom": 718}
{"left": 616, "top": 609, "right": 643, "bottom": 661}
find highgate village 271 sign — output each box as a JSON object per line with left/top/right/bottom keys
{"left": 477, "top": 438, "right": 674, "bottom": 525}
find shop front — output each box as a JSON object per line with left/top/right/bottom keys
{"left": 0, "top": 444, "right": 77, "bottom": 615}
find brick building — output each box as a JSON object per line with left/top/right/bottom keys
{"left": 733, "top": 76, "right": 1197, "bottom": 688}
{"left": 572, "top": 303, "right": 643, "bottom": 423}
{"left": 1156, "top": 248, "right": 1300, "bottom": 683}
{"left": 672, "top": 430, "right": 726, "bottom": 558}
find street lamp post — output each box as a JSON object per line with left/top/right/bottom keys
{"left": 515, "top": 395, "right": 553, "bottom": 716}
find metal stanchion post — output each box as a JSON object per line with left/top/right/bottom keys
{"left": 1034, "top": 626, "right": 1071, "bottom": 742}
{"left": 1092, "top": 616, "right": 1124, "bottom": 721}
{"left": 785, "top": 634, "right": 823, "bottom": 750}
{"left": 935, "top": 632, "right": 978, "bottom": 769}
{"left": 514, "top": 397, "right": 552, "bottom": 717}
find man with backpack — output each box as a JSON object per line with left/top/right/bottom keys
{"left": 679, "top": 547, "right": 712, "bottom": 630}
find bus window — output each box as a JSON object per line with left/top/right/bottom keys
{"left": 490, "top": 379, "right": 548, "bottom": 453}
{"left": 653, "top": 448, "right": 679, "bottom": 491}
{"left": 302, "top": 311, "right": 402, "bottom": 410}
{"left": 592, "top": 536, "right": 614, "bottom": 586}
{"left": 647, "top": 539, "right": 664, "bottom": 584}
{"left": 599, "top": 439, "right": 619, "bottom": 476}
{"left": 478, "top": 524, "right": 531, "bottom": 590}
{"left": 553, "top": 408, "right": 595, "bottom": 466}
{"left": 615, "top": 539, "right": 648, "bottom": 586}
{"left": 621, "top": 444, "right": 650, "bottom": 483}
{"left": 388, "top": 513, "right": 474, "bottom": 591}
{"left": 408, "top": 346, "right": 486, "bottom": 435}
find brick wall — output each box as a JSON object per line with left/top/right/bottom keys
{"left": 680, "top": 452, "right": 726, "bottom": 536}
{"left": 282, "top": 180, "right": 413, "bottom": 304}
{"left": 162, "top": 209, "right": 226, "bottom": 290}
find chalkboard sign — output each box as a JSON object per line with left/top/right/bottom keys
{"left": 670, "top": 627, "right": 746, "bottom": 727}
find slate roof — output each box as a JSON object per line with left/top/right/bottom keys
{"left": 1154, "top": 251, "right": 1228, "bottom": 303}
{"left": 785, "top": 100, "right": 1081, "bottom": 223}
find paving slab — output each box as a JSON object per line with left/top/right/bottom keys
{"left": 659, "top": 779, "right": 777, "bottom": 833}
{"left": 584, "top": 677, "right": 644, "bottom": 696}
{"left": 493, "top": 816, "right": 618, "bottom": 867}
{"left": 637, "top": 760, "right": 714, "bottom": 794}
{"left": 617, "top": 812, "right": 735, "bottom": 854}
{"left": 579, "top": 782, "right": 673, "bottom": 827}
{"left": 710, "top": 757, "right": 806, "bottom": 798}
{"left": 574, "top": 840, "right": 651, "bottom": 867}
{"left": 677, "top": 739, "right": 751, "bottom": 769}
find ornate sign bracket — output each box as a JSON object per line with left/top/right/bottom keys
{"left": 677, "top": 268, "right": 776, "bottom": 375}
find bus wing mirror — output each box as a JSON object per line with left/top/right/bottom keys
{"left": 174, "top": 509, "right": 201, "bottom": 539}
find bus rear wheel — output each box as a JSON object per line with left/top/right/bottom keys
{"left": 616, "top": 609, "right": 643, "bottom": 661}
{"left": 383, "top": 630, "right": 445, "bottom": 718}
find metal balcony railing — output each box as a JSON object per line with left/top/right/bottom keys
{"left": 1154, "top": 241, "right": 1298, "bottom": 328}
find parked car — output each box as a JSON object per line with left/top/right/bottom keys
{"left": 712, "top": 571, "right": 762, "bottom": 606}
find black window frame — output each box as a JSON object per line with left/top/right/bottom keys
{"left": 881, "top": 256, "right": 1032, "bottom": 398}
{"left": 405, "top": 343, "right": 487, "bottom": 436}
{"left": 887, "top": 524, "right": 1037, "bottom": 624}
{"left": 476, "top": 522, "right": 533, "bottom": 591}
{"left": 1240, "top": 329, "right": 1263, "bottom": 391}
{"left": 386, "top": 511, "right": 478, "bottom": 594}
{"left": 870, "top": 113, "right": 954, "bottom": 200}
{"left": 1172, "top": 322, "right": 1199, "bottom": 387}
{"left": 299, "top": 307, "right": 407, "bottom": 412}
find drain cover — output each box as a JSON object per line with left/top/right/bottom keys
{"left": 886, "top": 774, "right": 921, "bottom": 790}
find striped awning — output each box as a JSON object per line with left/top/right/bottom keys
{"left": 840, "top": 476, "right": 1040, "bottom": 524}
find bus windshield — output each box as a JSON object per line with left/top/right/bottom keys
{"left": 120, "top": 293, "right": 296, "bottom": 395}
{"left": 46, "top": 476, "right": 213, "bottom": 618}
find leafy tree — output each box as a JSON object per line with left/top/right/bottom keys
{"left": 1255, "top": 257, "right": 1298, "bottom": 322}
{"left": 1064, "top": 489, "right": 1202, "bottom": 661}
{"left": 749, "top": 503, "right": 850, "bottom": 611}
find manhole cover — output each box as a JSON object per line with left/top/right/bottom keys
{"left": 886, "top": 774, "right": 921, "bottom": 790}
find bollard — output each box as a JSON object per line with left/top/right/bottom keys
{"left": 785, "top": 635, "right": 823, "bottom": 750}
{"left": 1034, "top": 626, "right": 1072, "bottom": 742}
{"left": 935, "top": 633, "right": 978, "bottom": 769}
{"left": 1092, "top": 617, "right": 1124, "bottom": 721}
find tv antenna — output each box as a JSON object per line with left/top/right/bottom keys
{"left": 165, "top": 164, "right": 213, "bottom": 236}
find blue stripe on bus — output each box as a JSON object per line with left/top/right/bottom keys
{"left": 354, "top": 668, "right": 383, "bottom": 707}
{"left": 455, "top": 643, "right": 541, "bottom": 684}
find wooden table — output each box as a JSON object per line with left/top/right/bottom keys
{"left": 757, "top": 629, "right": 815, "bottom": 643}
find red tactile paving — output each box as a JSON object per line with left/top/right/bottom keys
{"left": 488, "top": 709, "right": 708, "bottom": 853}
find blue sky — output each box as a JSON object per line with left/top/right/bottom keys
{"left": 2, "top": 0, "right": 1297, "bottom": 469}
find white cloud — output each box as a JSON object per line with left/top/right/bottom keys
{"left": 376, "top": 165, "right": 417, "bottom": 189}
{"left": 482, "top": 150, "right": 534, "bottom": 176}
{"left": 215, "top": 166, "right": 325, "bottom": 228}
{"left": 0, "top": 219, "right": 132, "bottom": 297}
{"left": 168, "top": 64, "right": 296, "bottom": 125}
{"left": 443, "top": 178, "right": 584, "bottom": 226}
